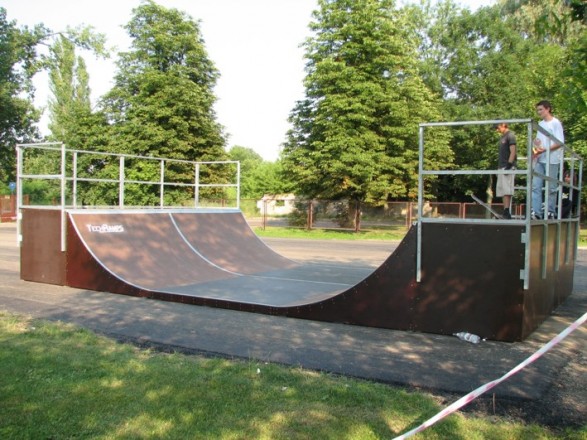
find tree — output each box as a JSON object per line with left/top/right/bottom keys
{"left": 412, "top": 0, "right": 576, "bottom": 202}
{"left": 103, "top": 1, "right": 226, "bottom": 162}
{"left": 248, "top": 161, "right": 290, "bottom": 199}
{"left": 0, "top": 8, "right": 107, "bottom": 183}
{"left": 99, "top": 1, "right": 227, "bottom": 206}
{"left": 560, "top": 31, "right": 587, "bottom": 163}
{"left": 228, "top": 146, "right": 290, "bottom": 199}
{"left": 228, "top": 146, "right": 263, "bottom": 175}
{"left": 0, "top": 8, "right": 43, "bottom": 182}
{"left": 518, "top": 0, "right": 587, "bottom": 160}
{"left": 281, "top": 0, "right": 452, "bottom": 229}
{"left": 47, "top": 35, "right": 92, "bottom": 146}
{"left": 501, "top": 0, "right": 585, "bottom": 45}
{"left": 228, "top": 146, "right": 263, "bottom": 198}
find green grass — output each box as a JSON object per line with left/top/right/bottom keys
{"left": 1, "top": 312, "right": 585, "bottom": 439}
{"left": 254, "top": 226, "right": 407, "bottom": 241}
{"left": 255, "top": 225, "right": 587, "bottom": 247}
{"left": 580, "top": 228, "right": 587, "bottom": 247}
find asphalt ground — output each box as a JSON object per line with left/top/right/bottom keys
{"left": 0, "top": 222, "right": 585, "bottom": 420}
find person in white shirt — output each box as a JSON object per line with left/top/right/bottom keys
{"left": 531, "top": 100, "right": 565, "bottom": 219}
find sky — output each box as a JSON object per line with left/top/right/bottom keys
{"left": 3, "top": 0, "right": 493, "bottom": 161}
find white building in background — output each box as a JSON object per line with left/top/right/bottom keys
{"left": 257, "top": 194, "right": 296, "bottom": 215}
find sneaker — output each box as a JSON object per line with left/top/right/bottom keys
{"left": 547, "top": 212, "right": 556, "bottom": 220}
{"left": 531, "top": 211, "right": 541, "bottom": 220}
{"left": 502, "top": 208, "right": 512, "bottom": 219}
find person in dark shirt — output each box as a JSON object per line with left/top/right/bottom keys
{"left": 561, "top": 170, "right": 580, "bottom": 218}
{"left": 494, "top": 123, "right": 517, "bottom": 219}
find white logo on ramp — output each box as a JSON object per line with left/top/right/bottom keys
{"left": 86, "top": 224, "right": 125, "bottom": 233}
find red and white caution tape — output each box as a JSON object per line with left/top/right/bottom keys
{"left": 392, "top": 311, "right": 587, "bottom": 440}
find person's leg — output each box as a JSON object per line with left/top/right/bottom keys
{"left": 502, "top": 194, "right": 512, "bottom": 218}
{"left": 546, "top": 164, "right": 560, "bottom": 217}
{"left": 561, "top": 199, "right": 571, "bottom": 218}
{"left": 501, "top": 173, "right": 514, "bottom": 219}
{"left": 532, "top": 162, "right": 545, "bottom": 217}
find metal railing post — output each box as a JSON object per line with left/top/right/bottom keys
{"left": 416, "top": 125, "right": 424, "bottom": 283}
{"left": 119, "top": 156, "right": 125, "bottom": 208}
{"left": 160, "top": 160, "right": 165, "bottom": 208}
{"left": 236, "top": 162, "right": 241, "bottom": 210}
{"left": 194, "top": 163, "right": 200, "bottom": 207}
{"left": 16, "top": 145, "right": 23, "bottom": 246}
{"left": 72, "top": 151, "right": 78, "bottom": 208}
{"left": 60, "top": 143, "right": 67, "bottom": 251}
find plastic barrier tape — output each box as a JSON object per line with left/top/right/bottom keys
{"left": 392, "top": 311, "right": 587, "bottom": 440}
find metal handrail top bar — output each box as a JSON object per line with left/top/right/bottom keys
{"left": 66, "top": 207, "right": 242, "bottom": 215}
{"left": 422, "top": 169, "right": 528, "bottom": 175}
{"left": 16, "top": 143, "right": 239, "bottom": 167}
{"left": 419, "top": 118, "right": 532, "bottom": 128}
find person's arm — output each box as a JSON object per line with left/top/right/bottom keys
{"left": 505, "top": 133, "right": 516, "bottom": 168}
{"left": 533, "top": 121, "right": 564, "bottom": 154}
{"left": 550, "top": 120, "right": 565, "bottom": 151}
{"left": 508, "top": 144, "right": 516, "bottom": 165}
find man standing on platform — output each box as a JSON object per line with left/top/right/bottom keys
{"left": 494, "top": 122, "right": 517, "bottom": 219}
{"left": 531, "top": 100, "right": 565, "bottom": 219}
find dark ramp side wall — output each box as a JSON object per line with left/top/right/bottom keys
{"left": 19, "top": 208, "right": 576, "bottom": 342}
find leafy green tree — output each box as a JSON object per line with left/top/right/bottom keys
{"left": 282, "top": 0, "right": 452, "bottom": 229}
{"left": 44, "top": 34, "right": 113, "bottom": 208}
{"left": 47, "top": 35, "right": 92, "bottom": 145}
{"left": 0, "top": 7, "right": 106, "bottom": 185}
{"left": 228, "top": 146, "right": 262, "bottom": 199}
{"left": 101, "top": 1, "right": 227, "bottom": 206}
{"left": 514, "top": 0, "right": 587, "bottom": 160}
{"left": 228, "top": 146, "right": 263, "bottom": 175}
{"left": 412, "top": 0, "right": 576, "bottom": 202}
{"left": 103, "top": 1, "right": 226, "bottom": 161}
{"left": 560, "top": 32, "right": 587, "bottom": 162}
{"left": 247, "top": 161, "right": 290, "bottom": 199}
{"left": 228, "top": 146, "right": 289, "bottom": 199}
{"left": 0, "top": 8, "right": 43, "bottom": 182}
{"left": 501, "top": 0, "right": 585, "bottom": 45}
{"left": 420, "top": 3, "right": 549, "bottom": 116}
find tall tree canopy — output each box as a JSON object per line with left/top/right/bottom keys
{"left": 0, "top": 8, "right": 43, "bottom": 181}
{"left": 228, "top": 146, "right": 289, "bottom": 199}
{"left": 102, "top": 0, "right": 226, "bottom": 162}
{"left": 47, "top": 35, "right": 93, "bottom": 146}
{"left": 281, "top": 0, "right": 453, "bottom": 210}
{"left": 0, "top": 8, "right": 106, "bottom": 182}
{"left": 3, "top": 0, "right": 584, "bottom": 209}
{"left": 410, "top": 0, "right": 585, "bottom": 201}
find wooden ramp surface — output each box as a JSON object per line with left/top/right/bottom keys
{"left": 20, "top": 208, "right": 577, "bottom": 342}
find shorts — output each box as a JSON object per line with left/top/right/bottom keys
{"left": 496, "top": 169, "right": 515, "bottom": 197}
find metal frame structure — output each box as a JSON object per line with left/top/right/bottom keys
{"left": 16, "top": 126, "right": 580, "bottom": 341}
{"left": 417, "top": 119, "right": 582, "bottom": 290}
{"left": 15, "top": 142, "right": 240, "bottom": 251}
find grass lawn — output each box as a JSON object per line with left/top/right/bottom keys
{"left": 1, "top": 312, "right": 584, "bottom": 439}
{"left": 255, "top": 225, "right": 587, "bottom": 247}
{"left": 254, "top": 226, "right": 408, "bottom": 241}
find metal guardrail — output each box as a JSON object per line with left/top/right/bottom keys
{"left": 417, "top": 119, "right": 583, "bottom": 290}
{"left": 15, "top": 142, "right": 240, "bottom": 250}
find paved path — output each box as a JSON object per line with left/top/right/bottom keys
{"left": 0, "top": 222, "right": 585, "bottom": 409}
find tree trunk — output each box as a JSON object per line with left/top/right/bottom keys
{"left": 354, "top": 200, "right": 361, "bottom": 232}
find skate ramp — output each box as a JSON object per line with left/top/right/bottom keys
{"left": 67, "top": 210, "right": 364, "bottom": 306}
{"left": 20, "top": 208, "right": 577, "bottom": 341}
